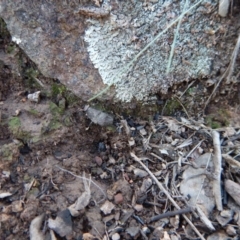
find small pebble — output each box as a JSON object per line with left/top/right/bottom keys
{"left": 134, "top": 204, "right": 143, "bottom": 212}
{"left": 11, "top": 200, "right": 23, "bottom": 213}
{"left": 133, "top": 168, "right": 148, "bottom": 178}
{"left": 28, "top": 91, "right": 41, "bottom": 103}
{"left": 100, "top": 200, "right": 115, "bottom": 215}
{"left": 108, "top": 156, "right": 116, "bottom": 164}
{"left": 126, "top": 226, "right": 140, "bottom": 237}
{"left": 114, "top": 193, "right": 123, "bottom": 204}
{"left": 15, "top": 109, "right": 21, "bottom": 116}
{"left": 142, "top": 226, "right": 150, "bottom": 234}
{"left": 128, "top": 137, "right": 135, "bottom": 146}
{"left": 98, "top": 142, "right": 106, "bottom": 152}
{"left": 111, "top": 233, "right": 120, "bottom": 240}
{"left": 95, "top": 156, "right": 103, "bottom": 166}
{"left": 139, "top": 128, "right": 147, "bottom": 135}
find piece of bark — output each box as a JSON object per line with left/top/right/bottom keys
{"left": 196, "top": 204, "right": 215, "bottom": 231}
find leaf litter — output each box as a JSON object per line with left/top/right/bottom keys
{"left": 2, "top": 103, "right": 240, "bottom": 240}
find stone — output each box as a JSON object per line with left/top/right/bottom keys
{"left": 114, "top": 193, "right": 123, "bottom": 204}
{"left": 133, "top": 168, "right": 148, "bottom": 178}
{"left": 126, "top": 226, "right": 140, "bottom": 238}
{"left": 48, "top": 209, "right": 72, "bottom": 237}
{"left": 111, "top": 233, "right": 120, "bottom": 240}
{"left": 134, "top": 204, "right": 143, "bottom": 212}
{"left": 0, "top": 1, "right": 239, "bottom": 102}
{"left": 100, "top": 200, "right": 115, "bottom": 215}
{"left": 11, "top": 200, "right": 23, "bottom": 213}
{"left": 95, "top": 156, "right": 103, "bottom": 166}
{"left": 85, "top": 207, "right": 105, "bottom": 237}
{"left": 27, "top": 91, "right": 40, "bottom": 103}
{"left": 86, "top": 107, "right": 113, "bottom": 126}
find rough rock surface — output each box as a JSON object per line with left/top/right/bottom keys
{"left": 0, "top": 0, "right": 239, "bottom": 102}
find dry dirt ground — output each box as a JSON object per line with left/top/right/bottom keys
{"left": 1, "top": 18, "right": 240, "bottom": 240}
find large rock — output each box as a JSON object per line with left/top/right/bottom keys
{"left": 0, "top": 0, "right": 239, "bottom": 102}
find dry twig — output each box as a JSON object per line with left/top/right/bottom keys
{"left": 222, "top": 154, "right": 240, "bottom": 168}
{"left": 55, "top": 165, "right": 106, "bottom": 200}
{"left": 212, "top": 130, "right": 223, "bottom": 211}
{"left": 130, "top": 152, "right": 206, "bottom": 240}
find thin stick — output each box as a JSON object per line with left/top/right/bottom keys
{"left": 180, "top": 80, "right": 196, "bottom": 98}
{"left": 184, "top": 140, "right": 204, "bottom": 161}
{"left": 175, "top": 96, "right": 190, "bottom": 119}
{"left": 212, "top": 130, "right": 223, "bottom": 211}
{"left": 88, "top": 0, "right": 204, "bottom": 102}
{"left": 130, "top": 152, "right": 206, "bottom": 240}
{"left": 222, "top": 154, "right": 240, "bottom": 168}
{"left": 55, "top": 165, "right": 106, "bottom": 199}
{"left": 205, "top": 33, "right": 240, "bottom": 109}
{"left": 226, "top": 33, "right": 240, "bottom": 84}
{"left": 166, "top": 0, "right": 188, "bottom": 73}
{"left": 150, "top": 152, "right": 167, "bottom": 163}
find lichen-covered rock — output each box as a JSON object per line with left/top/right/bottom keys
{"left": 0, "top": 0, "right": 239, "bottom": 102}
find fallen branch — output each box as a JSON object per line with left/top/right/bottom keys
{"left": 212, "top": 131, "right": 223, "bottom": 211}
{"left": 130, "top": 152, "right": 206, "bottom": 240}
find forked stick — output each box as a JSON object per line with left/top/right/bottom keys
{"left": 130, "top": 152, "right": 206, "bottom": 240}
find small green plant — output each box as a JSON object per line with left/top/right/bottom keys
{"left": 51, "top": 83, "right": 67, "bottom": 98}
{"left": 28, "top": 108, "right": 40, "bottom": 116}
{"left": 164, "top": 98, "right": 181, "bottom": 115}
{"left": 6, "top": 43, "right": 16, "bottom": 54}
{"left": 51, "top": 82, "right": 79, "bottom": 107}
{"left": 8, "top": 117, "right": 31, "bottom": 141}
{"left": 186, "top": 87, "right": 195, "bottom": 96}
{"left": 49, "top": 101, "right": 64, "bottom": 116}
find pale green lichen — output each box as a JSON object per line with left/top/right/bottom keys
{"left": 84, "top": 0, "right": 223, "bottom": 102}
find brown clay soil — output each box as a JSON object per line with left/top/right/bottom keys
{"left": 1, "top": 17, "right": 240, "bottom": 240}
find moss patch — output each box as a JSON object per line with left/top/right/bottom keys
{"left": 51, "top": 82, "right": 79, "bottom": 106}
{"left": 8, "top": 117, "right": 32, "bottom": 141}
{"left": 49, "top": 101, "right": 64, "bottom": 116}
{"left": 0, "top": 142, "right": 22, "bottom": 162}
{"left": 27, "top": 108, "right": 41, "bottom": 117}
